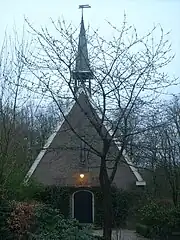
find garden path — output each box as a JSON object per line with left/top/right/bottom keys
{"left": 93, "top": 229, "right": 149, "bottom": 240}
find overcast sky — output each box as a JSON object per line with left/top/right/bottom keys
{"left": 1, "top": 0, "right": 180, "bottom": 95}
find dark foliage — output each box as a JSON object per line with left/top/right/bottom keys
{"left": 28, "top": 204, "right": 95, "bottom": 239}
{"left": 31, "top": 185, "right": 141, "bottom": 228}
{"left": 137, "top": 200, "right": 180, "bottom": 239}
{"left": 0, "top": 194, "right": 13, "bottom": 239}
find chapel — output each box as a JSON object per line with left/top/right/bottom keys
{"left": 24, "top": 6, "right": 145, "bottom": 223}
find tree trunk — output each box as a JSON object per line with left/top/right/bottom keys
{"left": 103, "top": 184, "right": 112, "bottom": 240}
{"left": 172, "top": 187, "right": 178, "bottom": 206}
{"left": 99, "top": 158, "right": 112, "bottom": 240}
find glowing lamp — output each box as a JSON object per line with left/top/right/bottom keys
{"left": 80, "top": 174, "right": 85, "bottom": 179}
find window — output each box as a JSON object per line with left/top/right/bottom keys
{"left": 79, "top": 136, "right": 88, "bottom": 166}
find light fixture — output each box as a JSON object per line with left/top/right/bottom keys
{"left": 80, "top": 174, "right": 85, "bottom": 179}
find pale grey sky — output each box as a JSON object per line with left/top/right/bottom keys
{"left": 1, "top": 0, "right": 180, "bottom": 92}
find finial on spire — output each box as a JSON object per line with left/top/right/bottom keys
{"left": 79, "top": 4, "right": 91, "bottom": 18}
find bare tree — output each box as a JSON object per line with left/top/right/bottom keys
{"left": 129, "top": 96, "right": 180, "bottom": 205}
{"left": 0, "top": 29, "right": 37, "bottom": 188}
{"left": 156, "top": 97, "right": 180, "bottom": 206}
{"left": 22, "top": 16, "right": 178, "bottom": 239}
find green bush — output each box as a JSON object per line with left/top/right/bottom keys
{"left": 4, "top": 199, "right": 97, "bottom": 240}
{"left": 8, "top": 201, "right": 38, "bottom": 239}
{"left": 167, "top": 205, "right": 180, "bottom": 236}
{"left": 138, "top": 200, "right": 180, "bottom": 238}
{"left": 35, "top": 186, "right": 71, "bottom": 216}
{"left": 112, "top": 188, "right": 132, "bottom": 228}
{"left": 7, "top": 180, "right": 44, "bottom": 202}
{"left": 0, "top": 195, "right": 13, "bottom": 239}
{"left": 139, "top": 201, "right": 168, "bottom": 227}
{"left": 29, "top": 204, "right": 95, "bottom": 240}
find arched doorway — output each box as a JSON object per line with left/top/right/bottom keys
{"left": 72, "top": 190, "right": 94, "bottom": 223}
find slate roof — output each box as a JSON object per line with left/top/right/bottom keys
{"left": 24, "top": 91, "right": 146, "bottom": 186}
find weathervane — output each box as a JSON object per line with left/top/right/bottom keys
{"left": 79, "top": 4, "right": 91, "bottom": 17}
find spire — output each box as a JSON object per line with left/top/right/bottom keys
{"left": 75, "top": 15, "right": 90, "bottom": 72}
{"left": 72, "top": 5, "right": 93, "bottom": 95}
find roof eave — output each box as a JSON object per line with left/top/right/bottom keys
{"left": 136, "top": 181, "right": 146, "bottom": 186}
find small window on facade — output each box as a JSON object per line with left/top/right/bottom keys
{"left": 79, "top": 136, "right": 87, "bottom": 166}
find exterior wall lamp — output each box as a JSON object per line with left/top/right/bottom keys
{"left": 80, "top": 174, "right": 85, "bottom": 179}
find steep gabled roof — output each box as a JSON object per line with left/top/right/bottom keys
{"left": 24, "top": 91, "right": 146, "bottom": 186}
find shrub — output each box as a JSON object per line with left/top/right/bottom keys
{"left": 35, "top": 185, "right": 71, "bottom": 216}
{"left": 112, "top": 188, "right": 132, "bottom": 228}
{"left": 0, "top": 196, "right": 13, "bottom": 239}
{"left": 138, "top": 200, "right": 180, "bottom": 238}
{"left": 168, "top": 205, "right": 180, "bottom": 233}
{"left": 29, "top": 204, "right": 95, "bottom": 240}
{"left": 8, "top": 201, "right": 39, "bottom": 239}
{"left": 7, "top": 181, "right": 44, "bottom": 202}
{"left": 5, "top": 201, "right": 96, "bottom": 239}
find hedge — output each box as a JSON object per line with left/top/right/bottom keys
{"left": 0, "top": 197, "right": 13, "bottom": 239}
{"left": 12, "top": 183, "right": 143, "bottom": 228}
{"left": 33, "top": 185, "right": 139, "bottom": 228}
{"left": 137, "top": 200, "right": 180, "bottom": 239}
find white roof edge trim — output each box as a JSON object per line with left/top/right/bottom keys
{"left": 122, "top": 149, "right": 144, "bottom": 182}
{"left": 114, "top": 140, "right": 145, "bottom": 184}
{"left": 136, "top": 181, "right": 146, "bottom": 186}
{"left": 23, "top": 101, "right": 75, "bottom": 184}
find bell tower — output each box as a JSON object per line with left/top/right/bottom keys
{"left": 72, "top": 5, "right": 93, "bottom": 96}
